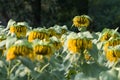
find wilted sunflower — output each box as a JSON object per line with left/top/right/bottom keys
{"left": 47, "top": 28, "right": 61, "bottom": 39}
{"left": 106, "top": 48, "right": 118, "bottom": 62}
{"left": 10, "top": 25, "right": 27, "bottom": 38}
{"left": 100, "top": 32, "right": 111, "bottom": 42}
{"left": 33, "top": 45, "right": 52, "bottom": 55}
{"left": 67, "top": 38, "right": 92, "bottom": 54}
{"left": 73, "top": 15, "right": 91, "bottom": 28}
{"left": 28, "top": 28, "right": 49, "bottom": 42}
{"left": 6, "top": 40, "right": 34, "bottom": 61}
{"left": 50, "top": 36, "right": 62, "bottom": 51}
{"left": 104, "top": 38, "right": 120, "bottom": 52}
{"left": 32, "top": 40, "right": 54, "bottom": 60}
{"left": 67, "top": 39, "right": 79, "bottom": 53}
{"left": 100, "top": 29, "right": 119, "bottom": 42}
{"left": 61, "top": 25, "right": 68, "bottom": 34}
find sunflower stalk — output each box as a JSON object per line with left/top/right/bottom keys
{"left": 10, "top": 61, "right": 21, "bottom": 74}
{"left": 7, "top": 61, "right": 11, "bottom": 79}
{"left": 40, "top": 63, "right": 50, "bottom": 72}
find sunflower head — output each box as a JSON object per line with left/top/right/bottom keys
{"left": 100, "top": 32, "right": 111, "bottom": 42}
{"left": 6, "top": 40, "right": 33, "bottom": 61}
{"left": 64, "top": 32, "right": 93, "bottom": 54}
{"left": 104, "top": 38, "right": 120, "bottom": 52}
{"left": 50, "top": 36, "right": 62, "bottom": 51}
{"left": 105, "top": 45, "right": 120, "bottom": 66}
{"left": 73, "top": 15, "right": 91, "bottom": 28}
{"left": 67, "top": 38, "right": 92, "bottom": 54}
{"left": 105, "top": 45, "right": 120, "bottom": 67}
{"left": 28, "top": 28, "right": 49, "bottom": 42}
{"left": 10, "top": 24, "right": 27, "bottom": 38}
{"left": 6, "top": 48, "right": 16, "bottom": 61}
{"left": 100, "top": 28, "right": 120, "bottom": 42}
{"left": 106, "top": 48, "right": 118, "bottom": 62}
{"left": 47, "top": 28, "right": 61, "bottom": 38}
{"left": 67, "top": 39, "right": 80, "bottom": 53}
{"left": 112, "top": 45, "right": 120, "bottom": 58}
{"left": 82, "top": 38, "right": 92, "bottom": 49}
{"left": 61, "top": 25, "right": 68, "bottom": 34}
{"left": 32, "top": 40, "right": 54, "bottom": 57}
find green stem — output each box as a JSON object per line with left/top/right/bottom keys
{"left": 40, "top": 63, "right": 49, "bottom": 72}
{"left": 10, "top": 62, "right": 21, "bottom": 74}
{"left": 27, "top": 72, "right": 30, "bottom": 80}
{"left": 6, "top": 61, "right": 21, "bottom": 79}
{"left": 7, "top": 61, "right": 11, "bottom": 79}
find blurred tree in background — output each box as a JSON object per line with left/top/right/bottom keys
{"left": 88, "top": 0, "right": 120, "bottom": 31}
{"left": 41, "top": 0, "right": 88, "bottom": 31}
{"left": 0, "top": 0, "right": 40, "bottom": 27}
{"left": 0, "top": 0, "right": 120, "bottom": 31}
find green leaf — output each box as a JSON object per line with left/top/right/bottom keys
{"left": 92, "top": 32, "right": 99, "bottom": 39}
{"left": 78, "top": 31, "right": 93, "bottom": 38}
{"left": 74, "top": 72, "right": 98, "bottom": 80}
{"left": 97, "top": 54, "right": 106, "bottom": 66}
{"left": 82, "top": 31, "right": 93, "bottom": 38}
{"left": 99, "top": 68, "right": 118, "bottom": 80}
{"left": 0, "top": 40, "right": 6, "bottom": 48}
{"left": 117, "top": 68, "right": 120, "bottom": 80}
{"left": 89, "top": 43, "right": 98, "bottom": 61}
{"left": 6, "top": 36, "right": 17, "bottom": 49}
{"left": 18, "top": 57, "right": 35, "bottom": 70}
{"left": 81, "top": 63, "right": 108, "bottom": 78}
{"left": 96, "top": 42, "right": 103, "bottom": 50}
{"left": 2, "top": 19, "right": 16, "bottom": 32}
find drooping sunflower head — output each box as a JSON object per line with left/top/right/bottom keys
{"left": 61, "top": 25, "right": 68, "bottom": 34}
{"left": 106, "top": 48, "right": 118, "bottom": 62}
{"left": 50, "top": 36, "right": 62, "bottom": 51}
{"left": 73, "top": 15, "right": 91, "bottom": 28}
{"left": 100, "top": 28, "right": 120, "bottom": 42}
{"left": 6, "top": 47, "right": 16, "bottom": 61}
{"left": 47, "top": 27, "right": 61, "bottom": 39}
{"left": 32, "top": 40, "right": 54, "bottom": 57}
{"left": 105, "top": 45, "right": 120, "bottom": 63}
{"left": 66, "top": 32, "right": 82, "bottom": 53}
{"left": 104, "top": 38, "right": 120, "bottom": 52}
{"left": 48, "top": 28, "right": 56, "bottom": 37}
{"left": 67, "top": 38, "right": 80, "bottom": 53}
{"left": 65, "top": 32, "right": 92, "bottom": 54}
{"left": 6, "top": 40, "right": 33, "bottom": 61}
{"left": 105, "top": 45, "right": 120, "bottom": 67}
{"left": 10, "top": 24, "right": 27, "bottom": 38}
{"left": 28, "top": 28, "right": 49, "bottom": 42}
{"left": 67, "top": 38, "right": 92, "bottom": 54}
{"left": 100, "top": 32, "right": 111, "bottom": 42}
{"left": 81, "top": 38, "right": 92, "bottom": 49}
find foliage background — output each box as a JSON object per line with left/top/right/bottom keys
{"left": 0, "top": 0, "right": 120, "bottom": 31}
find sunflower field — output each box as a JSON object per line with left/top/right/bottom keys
{"left": 0, "top": 15, "right": 120, "bottom": 80}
